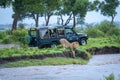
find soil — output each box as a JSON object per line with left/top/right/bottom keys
{"left": 87, "top": 46, "right": 120, "bottom": 55}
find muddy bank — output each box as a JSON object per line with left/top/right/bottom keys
{"left": 0, "top": 52, "right": 69, "bottom": 64}
{"left": 0, "top": 46, "right": 120, "bottom": 64}
{"left": 0, "top": 51, "right": 89, "bottom": 64}
{"left": 87, "top": 46, "right": 120, "bottom": 55}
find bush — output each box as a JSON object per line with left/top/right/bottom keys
{"left": 96, "top": 21, "right": 111, "bottom": 33}
{"left": 76, "top": 49, "right": 91, "bottom": 60}
{"left": 85, "top": 28, "right": 104, "bottom": 38}
{"left": 105, "top": 73, "right": 115, "bottom": 80}
{"left": 1, "top": 36, "right": 12, "bottom": 44}
{"left": 12, "top": 29, "right": 28, "bottom": 44}
{"left": 107, "top": 27, "right": 120, "bottom": 36}
{"left": 0, "top": 31, "right": 8, "bottom": 39}
{"left": 109, "top": 35, "right": 120, "bottom": 44}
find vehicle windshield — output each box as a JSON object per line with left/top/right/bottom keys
{"left": 30, "top": 30, "right": 36, "bottom": 37}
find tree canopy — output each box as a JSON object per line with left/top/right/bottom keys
{"left": 0, "top": 0, "right": 120, "bottom": 30}
{"left": 99, "top": 0, "right": 120, "bottom": 24}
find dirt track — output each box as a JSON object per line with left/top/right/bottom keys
{"left": 0, "top": 54, "right": 120, "bottom": 80}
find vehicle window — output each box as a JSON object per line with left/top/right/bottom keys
{"left": 50, "top": 29, "right": 57, "bottom": 37}
{"left": 65, "top": 29, "right": 74, "bottom": 34}
{"left": 57, "top": 28, "right": 64, "bottom": 37}
{"left": 39, "top": 29, "right": 50, "bottom": 39}
{"left": 30, "top": 30, "right": 36, "bottom": 37}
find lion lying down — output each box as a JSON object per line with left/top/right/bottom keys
{"left": 60, "top": 38, "right": 79, "bottom": 57}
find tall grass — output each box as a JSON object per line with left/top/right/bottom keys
{"left": 0, "top": 57, "right": 88, "bottom": 68}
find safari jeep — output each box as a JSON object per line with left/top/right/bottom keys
{"left": 27, "top": 26, "right": 88, "bottom": 48}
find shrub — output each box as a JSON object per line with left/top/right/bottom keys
{"left": 105, "top": 73, "right": 115, "bottom": 80}
{"left": 76, "top": 49, "right": 91, "bottom": 60}
{"left": 109, "top": 35, "right": 120, "bottom": 44}
{"left": 1, "top": 36, "right": 12, "bottom": 44}
{"left": 96, "top": 21, "right": 111, "bottom": 33}
{"left": 12, "top": 29, "right": 28, "bottom": 44}
{"left": 0, "top": 31, "right": 8, "bottom": 39}
{"left": 107, "top": 27, "right": 120, "bottom": 36}
{"left": 85, "top": 28, "right": 104, "bottom": 38}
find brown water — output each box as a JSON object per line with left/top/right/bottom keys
{"left": 0, "top": 54, "right": 120, "bottom": 80}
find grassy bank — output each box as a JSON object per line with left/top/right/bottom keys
{"left": 0, "top": 37, "right": 120, "bottom": 68}
{"left": 0, "top": 57, "right": 87, "bottom": 68}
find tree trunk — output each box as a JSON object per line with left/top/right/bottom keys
{"left": 111, "top": 15, "right": 115, "bottom": 25}
{"left": 60, "top": 15, "right": 64, "bottom": 25}
{"left": 33, "top": 13, "right": 39, "bottom": 27}
{"left": 35, "top": 14, "right": 39, "bottom": 27}
{"left": 12, "top": 13, "right": 19, "bottom": 31}
{"left": 46, "top": 17, "right": 50, "bottom": 26}
{"left": 64, "top": 13, "right": 72, "bottom": 26}
{"left": 45, "top": 13, "right": 52, "bottom": 26}
{"left": 73, "top": 14, "right": 76, "bottom": 29}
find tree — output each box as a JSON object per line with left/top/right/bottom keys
{"left": 72, "top": 0, "right": 90, "bottom": 28}
{"left": 43, "top": 0, "right": 61, "bottom": 26}
{"left": 23, "top": 0, "right": 44, "bottom": 27}
{"left": 99, "top": 0, "right": 120, "bottom": 25}
{"left": 0, "top": 0, "right": 11, "bottom": 8}
{"left": 0, "top": 0, "right": 26, "bottom": 31}
{"left": 12, "top": 0, "right": 26, "bottom": 31}
{"left": 57, "top": 0, "right": 90, "bottom": 28}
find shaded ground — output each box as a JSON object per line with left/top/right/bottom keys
{"left": 0, "top": 54, "right": 120, "bottom": 80}
{"left": 0, "top": 44, "right": 20, "bottom": 48}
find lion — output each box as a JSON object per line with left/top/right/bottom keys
{"left": 60, "top": 38, "right": 79, "bottom": 57}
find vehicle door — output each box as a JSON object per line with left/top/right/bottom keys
{"left": 65, "top": 28, "right": 79, "bottom": 42}
{"left": 39, "top": 29, "right": 51, "bottom": 45}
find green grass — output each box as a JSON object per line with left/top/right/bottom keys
{"left": 0, "top": 37, "right": 119, "bottom": 59}
{"left": 0, "top": 57, "right": 88, "bottom": 68}
{"left": 78, "top": 37, "right": 120, "bottom": 50}
{"left": 0, "top": 37, "right": 119, "bottom": 68}
{"left": 0, "top": 47, "right": 65, "bottom": 59}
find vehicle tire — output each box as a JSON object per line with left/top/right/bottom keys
{"left": 80, "top": 38, "right": 87, "bottom": 45}
{"left": 38, "top": 45, "right": 42, "bottom": 49}
{"left": 51, "top": 42, "right": 57, "bottom": 48}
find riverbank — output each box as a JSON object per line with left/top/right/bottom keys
{"left": 0, "top": 54, "right": 120, "bottom": 80}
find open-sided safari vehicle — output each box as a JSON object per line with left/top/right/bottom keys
{"left": 27, "top": 26, "right": 88, "bottom": 48}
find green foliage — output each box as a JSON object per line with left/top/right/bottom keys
{"left": 105, "top": 73, "right": 115, "bottom": 80}
{"left": 76, "top": 49, "right": 91, "bottom": 60}
{"left": 107, "top": 27, "right": 120, "bottom": 36}
{"left": 84, "top": 21, "right": 120, "bottom": 38}
{"left": 1, "top": 36, "right": 12, "bottom": 44}
{"left": 0, "top": 47, "right": 63, "bottom": 58}
{"left": 0, "top": 31, "right": 8, "bottom": 39}
{"left": 0, "top": 0, "right": 11, "bottom": 8}
{"left": 12, "top": 29, "right": 27, "bottom": 44}
{"left": 96, "top": 21, "right": 111, "bottom": 33}
{"left": 85, "top": 28, "right": 104, "bottom": 38}
{"left": 99, "top": 0, "right": 119, "bottom": 24}
{"left": 18, "top": 23, "right": 25, "bottom": 29}
{"left": 108, "top": 35, "right": 120, "bottom": 44}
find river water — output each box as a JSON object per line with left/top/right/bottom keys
{"left": 0, "top": 54, "right": 120, "bottom": 80}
